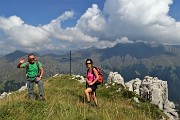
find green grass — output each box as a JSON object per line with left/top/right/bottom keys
{"left": 0, "top": 75, "right": 167, "bottom": 120}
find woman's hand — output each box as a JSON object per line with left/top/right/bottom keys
{"left": 89, "top": 80, "right": 97, "bottom": 85}
{"left": 89, "top": 82, "right": 94, "bottom": 86}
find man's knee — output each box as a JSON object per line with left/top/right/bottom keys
{"left": 37, "top": 80, "right": 43, "bottom": 85}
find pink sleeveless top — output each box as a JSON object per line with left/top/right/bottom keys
{"left": 87, "top": 69, "right": 95, "bottom": 82}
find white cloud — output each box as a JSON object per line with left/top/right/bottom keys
{"left": 102, "top": 0, "right": 180, "bottom": 44}
{"left": 76, "top": 4, "right": 106, "bottom": 36}
{"left": 42, "top": 11, "right": 99, "bottom": 43}
{"left": 0, "top": 16, "right": 50, "bottom": 51}
{"left": 92, "top": 37, "right": 134, "bottom": 48}
{"left": 0, "top": 10, "right": 100, "bottom": 54}
{"left": 0, "top": 16, "right": 24, "bottom": 30}
{"left": 1, "top": 0, "right": 180, "bottom": 55}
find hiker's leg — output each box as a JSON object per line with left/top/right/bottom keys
{"left": 36, "top": 79, "right": 44, "bottom": 97}
{"left": 84, "top": 87, "right": 92, "bottom": 102}
{"left": 92, "top": 91, "right": 97, "bottom": 106}
{"left": 27, "top": 80, "right": 34, "bottom": 98}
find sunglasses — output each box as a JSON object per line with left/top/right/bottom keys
{"left": 86, "top": 62, "right": 91, "bottom": 65}
{"left": 29, "top": 58, "right": 35, "bottom": 61}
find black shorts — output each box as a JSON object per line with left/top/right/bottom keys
{"left": 86, "top": 83, "right": 97, "bottom": 92}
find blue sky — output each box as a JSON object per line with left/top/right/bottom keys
{"left": 169, "top": 0, "right": 180, "bottom": 21}
{"left": 0, "top": 0, "right": 105, "bottom": 27}
{"left": 0, "top": 0, "right": 180, "bottom": 55}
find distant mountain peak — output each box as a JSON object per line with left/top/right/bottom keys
{"left": 3, "top": 50, "right": 28, "bottom": 62}
{"left": 101, "top": 41, "right": 171, "bottom": 59}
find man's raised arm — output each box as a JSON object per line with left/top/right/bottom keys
{"left": 17, "top": 58, "right": 25, "bottom": 68}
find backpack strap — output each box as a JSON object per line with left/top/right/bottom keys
{"left": 87, "top": 69, "right": 89, "bottom": 75}
{"left": 87, "top": 67, "right": 95, "bottom": 75}
{"left": 91, "top": 67, "right": 98, "bottom": 82}
{"left": 91, "top": 67, "right": 97, "bottom": 76}
{"left": 35, "top": 60, "right": 39, "bottom": 68}
{"left": 26, "top": 62, "right": 30, "bottom": 71}
{"left": 35, "top": 60, "right": 40, "bottom": 77}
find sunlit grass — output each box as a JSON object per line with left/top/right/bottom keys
{"left": 0, "top": 74, "right": 167, "bottom": 120}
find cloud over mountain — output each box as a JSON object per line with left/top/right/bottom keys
{"left": 0, "top": 0, "right": 180, "bottom": 54}
{"left": 102, "top": 0, "right": 180, "bottom": 44}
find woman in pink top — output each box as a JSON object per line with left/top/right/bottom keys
{"left": 84, "top": 59, "right": 99, "bottom": 107}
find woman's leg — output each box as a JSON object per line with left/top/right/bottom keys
{"left": 84, "top": 87, "right": 92, "bottom": 102}
{"left": 92, "top": 91, "right": 97, "bottom": 106}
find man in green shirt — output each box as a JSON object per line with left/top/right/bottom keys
{"left": 17, "top": 53, "right": 45, "bottom": 100}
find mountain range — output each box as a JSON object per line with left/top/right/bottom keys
{"left": 1, "top": 42, "right": 180, "bottom": 105}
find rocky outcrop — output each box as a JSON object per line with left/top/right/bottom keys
{"left": 18, "top": 83, "right": 27, "bottom": 92}
{"left": 107, "top": 72, "right": 125, "bottom": 86}
{"left": 0, "top": 92, "right": 8, "bottom": 99}
{"left": 107, "top": 72, "right": 179, "bottom": 120}
{"left": 72, "top": 75, "right": 86, "bottom": 83}
{"left": 52, "top": 74, "right": 86, "bottom": 83}
{"left": 125, "top": 76, "right": 179, "bottom": 120}
{"left": 0, "top": 84, "right": 27, "bottom": 100}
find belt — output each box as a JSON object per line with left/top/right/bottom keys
{"left": 27, "top": 76, "right": 37, "bottom": 78}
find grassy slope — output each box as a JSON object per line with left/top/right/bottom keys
{"left": 0, "top": 75, "right": 166, "bottom": 120}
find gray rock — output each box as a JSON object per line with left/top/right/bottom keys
{"left": 125, "top": 76, "right": 179, "bottom": 120}
{"left": 0, "top": 92, "right": 7, "bottom": 99}
{"left": 107, "top": 72, "right": 125, "bottom": 86}
{"left": 18, "top": 84, "right": 27, "bottom": 92}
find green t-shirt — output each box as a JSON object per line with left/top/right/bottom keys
{"left": 22, "top": 61, "right": 42, "bottom": 78}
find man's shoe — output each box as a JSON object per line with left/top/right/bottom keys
{"left": 29, "top": 95, "right": 35, "bottom": 100}
{"left": 39, "top": 95, "right": 45, "bottom": 100}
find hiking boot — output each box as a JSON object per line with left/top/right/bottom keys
{"left": 86, "top": 101, "right": 91, "bottom": 106}
{"left": 29, "top": 95, "right": 35, "bottom": 100}
{"left": 94, "top": 104, "right": 98, "bottom": 108}
{"left": 39, "top": 95, "right": 45, "bottom": 100}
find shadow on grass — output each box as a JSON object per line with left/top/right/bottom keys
{"left": 24, "top": 93, "right": 45, "bottom": 100}
{"left": 79, "top": 95, "right": 85, "bottom": 103}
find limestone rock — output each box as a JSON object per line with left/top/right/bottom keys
{"left": 125, "top": 76, "right": 179, "bottom": 120}
{"left": 0, "top": 92, "right": 7, "bottom": 99}
{"left": 107, "top": 72, "right": 125, "bottom": 86}
{"left": 18, "top": 83, "right": 27, "bottom": 92}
